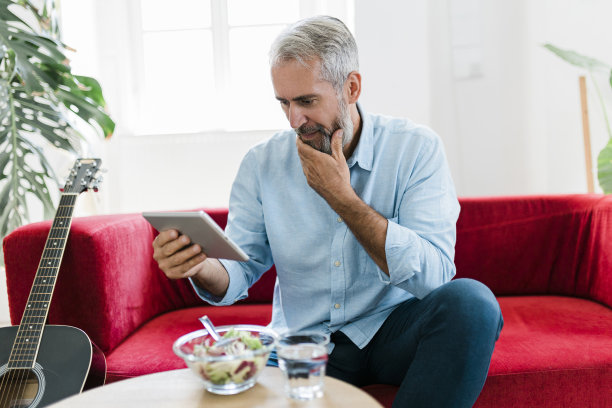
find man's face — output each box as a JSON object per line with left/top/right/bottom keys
{"left": 271, "top": 59, "right": 352, "bottom": 154}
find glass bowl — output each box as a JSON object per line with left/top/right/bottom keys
{"left": 173, "top": 324, "right": 278, "bottom": 395}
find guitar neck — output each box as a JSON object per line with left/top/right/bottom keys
{"left": 8, "top": 193, "right": 78, "bottom": 369}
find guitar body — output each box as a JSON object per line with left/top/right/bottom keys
{"left": 0, "top": 325, "right": 99, "bottom": 408}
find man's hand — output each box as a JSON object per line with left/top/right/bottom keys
{"left": 297, "top": 128, "right": 390, "bottom": 275}
{"left": 296, "top": 129, "right": 356, "bottom": 206}
{"left": 152, "top": 229, "right": 207, "bottom": 280}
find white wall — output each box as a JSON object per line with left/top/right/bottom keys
{"left": 357, "top": 0, "right": 612, "bottom": 197}
{"left": 526, "top": 0, "right": 612, "bottom": 194}
{"left": 2, "top": 0, "right": 612, "bottom": 324}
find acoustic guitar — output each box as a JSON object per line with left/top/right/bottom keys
{"left": 0, "top": 158, "right": 106, "bottom": 408}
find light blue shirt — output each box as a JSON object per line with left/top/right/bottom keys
{"left": 192, "top": 105, "right": 460, "bottom": 349}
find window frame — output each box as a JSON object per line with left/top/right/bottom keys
{"left": 122, "top": 0, "right": 354, "bottom": 136}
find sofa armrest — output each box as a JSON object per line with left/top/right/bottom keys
{"left": 3, "top": 212, "right": 205, "bottom": 353}
{"left": 455, "top": 194, "right": 612, "bottom": 308}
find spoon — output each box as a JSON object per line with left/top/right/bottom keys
{"left": 198, "top": 315, "right": 239, "bottom": 348}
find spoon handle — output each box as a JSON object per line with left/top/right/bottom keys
{"left": 198, "top": 315, "right": 221, "bottom": 341}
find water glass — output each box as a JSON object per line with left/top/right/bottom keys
{"left": 277, "top": 332, "right": 330, "bottom": 400}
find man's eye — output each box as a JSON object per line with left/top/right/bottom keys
{"left": 279, "top": 100, "right": 289, "bottom": 107}
{"left": 300, "top": 99, "right": 313, "bottom": 106}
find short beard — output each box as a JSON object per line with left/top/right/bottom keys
{"left": 296, "top": 97, "right": 353, "bottom": 155}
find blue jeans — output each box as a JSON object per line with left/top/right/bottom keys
{"left": 326, "top": 278, "right": 503, "bottom": 408}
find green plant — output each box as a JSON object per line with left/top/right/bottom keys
{"left": 544, "top": 43, "right": 612, "bottom": 194}
{"left": 0, "top": 0, "right": 114, "bottom": 241}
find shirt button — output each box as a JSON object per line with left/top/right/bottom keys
{"left": 337, "top": 217, "right": 343, "bottom": 223}
{"left": 334, "top": 303, "right": 341, "bottom": 309}
{"left": 334, "top": 261, "right": 341, "bottom": 267}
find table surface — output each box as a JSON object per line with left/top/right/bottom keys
{"left": 47, "top": 367, "right": 384, "bottom": 408}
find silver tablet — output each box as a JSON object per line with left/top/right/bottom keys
{"left": 143, "top": 211, "right": 249, "bottom": 262}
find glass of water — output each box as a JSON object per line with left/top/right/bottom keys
{"left": 277, "top": 332, "right": 330, "bottom": 400}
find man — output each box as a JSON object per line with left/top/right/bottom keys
{"left": 153, "top": 16, "right": 503, "bottom": 408}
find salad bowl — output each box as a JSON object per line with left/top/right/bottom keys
{"left": 173, "top": 324, "right": 279, "bottom": 395}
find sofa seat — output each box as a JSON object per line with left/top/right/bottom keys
{"left": 363, "top": 295, "right": 612, "bottom": 407}
{"left": 101, "top": 296, "right": 612, "bottom": 408}
{"left": 105, "top": 304, "right": 273, "bottom": 383}
{"left": 104, "top": 294, "right": 612, "bottom": 406}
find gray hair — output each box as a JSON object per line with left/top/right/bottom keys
{"left": 269, "top": 16, "right": 359, "bottom": 94}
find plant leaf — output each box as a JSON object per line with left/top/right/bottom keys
{"left": 543, "top": 43, "right": 611, "bottom": 72}
{"left": 0, "top": 0, "right": 34, "bottom": 32}
{"left": 0, "top": 77, "right": 68, "bottom": 239}
{"left": 72, "top": 75, "right": 107, "bottom": 107}
{"left": 597, "top": 138, "right": 612, "bottom": 194}
{"left": 56, "top": 87, "right": 115, "bottom": 137}
{"left": 12, "top": 86, "right": 79, "bottom": 152}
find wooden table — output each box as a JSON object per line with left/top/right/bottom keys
{"left": 47, "top": 367, "right": 384, "bottom": 407}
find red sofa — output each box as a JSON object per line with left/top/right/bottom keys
{"left": 3, "top": 194, "right": 612, "bottom": 407}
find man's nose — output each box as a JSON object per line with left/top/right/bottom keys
{"left": 288, "top": 104, "right": 307, "bottom": 129}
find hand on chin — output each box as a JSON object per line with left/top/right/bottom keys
{"left": 295, "top": 129, "right": 353, "bottom": 206}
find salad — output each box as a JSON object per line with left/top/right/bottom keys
{"left": 192, "top": 329, "right": 267, "bottom": 385}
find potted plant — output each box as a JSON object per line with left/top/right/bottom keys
{"left": 0, "top": 0, "right": 114, "bottom": 249}
{"left": 544, "top": 43, "right": 612, "bottom": 194}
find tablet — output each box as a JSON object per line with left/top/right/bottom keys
{"left": 143, "top": 211, "right": 249, "bottom": 262}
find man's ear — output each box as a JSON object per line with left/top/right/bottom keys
{"left": 345, "top": 71, "right": 361, "bottom": 104}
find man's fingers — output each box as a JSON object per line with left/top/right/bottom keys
{"left": 154, "top": 229, "right": 179, "bottom": 247}
{"left": 331, "top": 129, "right": 344, "bottom": 159}
{"left": 152, "top": 228, "right": 209, "bottom": 280}
{"left": 166, "top": 252, "right": 207, "bottom": 278}
{"left": 295, "top": 136, "right": 313, "bottom": 157}
{"left": 153, "top": 231, "right": 188, "bottom": 260}
{"left": 171, "top": 243, "right": 204, "bottom": 265}
{"left": 161, "top": 244, "right": 207, "bottom": 277}
{"left": 162, "top": 234, "right": 192, "bottom": 257}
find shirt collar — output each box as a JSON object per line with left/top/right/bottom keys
{"left": 346, "top": 102, "right": 373, "bottom": 171}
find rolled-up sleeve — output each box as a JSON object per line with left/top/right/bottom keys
{"left": 379, "top": 129, "right": 460, "bottom": 299}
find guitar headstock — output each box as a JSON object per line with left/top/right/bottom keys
{"left": 61, "top": 158, "right": 103, "bottom": 194}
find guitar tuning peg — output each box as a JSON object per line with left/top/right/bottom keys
{"left": 88, "top": 176, "right": 103, "bottom": 192}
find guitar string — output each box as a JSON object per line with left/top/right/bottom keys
{"left": 0, "top": 205, "right": 58, "bottom": 408}
{"left": 9, "top": 198, "right": 68, "bottom": 406}
{"left": 10, "top": 204, "right": 63, "bottom": 407}
{"left": 0, "top": 370, "right": 20, "bottom": 408}
{"left": 2, "top": 195, "right": 76, "bottom": 407}
{"left": 3, "top": 201, "right": 64, "bottom": 407}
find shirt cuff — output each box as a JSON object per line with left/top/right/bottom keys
{"left": 189, "top": 259, "right": 250, "bottom": 306}
{"left": 381, "top": 218, "right": 420, "bottom": 287}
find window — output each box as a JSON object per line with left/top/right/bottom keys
{"left": 131, "top": 0, "right": 354, "bottom": 134}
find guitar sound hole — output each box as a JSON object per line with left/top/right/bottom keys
{"left": 0, "top": 369, "right": 39, "bottom": 408}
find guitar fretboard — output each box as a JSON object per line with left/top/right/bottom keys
{"left": 8, "top": 194, "right": 77, "bottom": 369}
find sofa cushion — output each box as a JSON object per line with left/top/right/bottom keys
{"left": 104, "top": 295, "right": 612, "bottom": 406}
{"left": 455, "top": 195, "right": 612, "bottom": 307}
{"left": 104, "top": 304, "right": 272, "bottom": 383}
{"left": 476, "top": 295, "right": 612, "bottom": 407}
{"left": 363, "top": 295, "right": 612, "bottom": 408}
